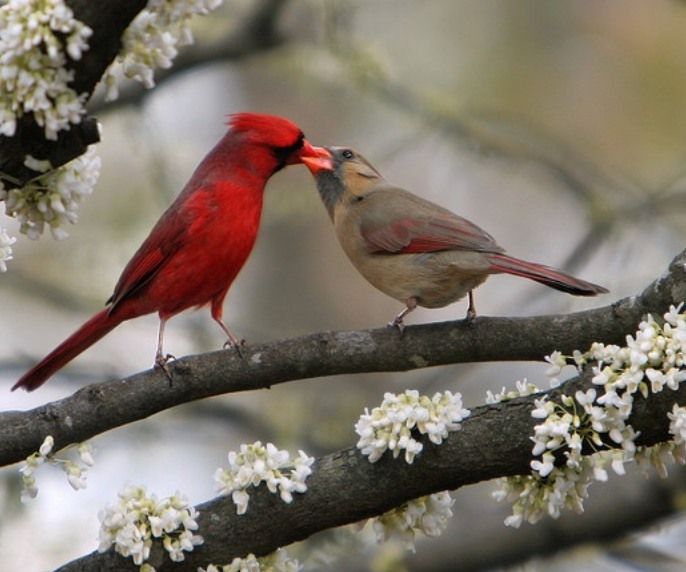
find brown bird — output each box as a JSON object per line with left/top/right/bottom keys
{"left": 301, "top": 146, "right": 608, "bottom": 330}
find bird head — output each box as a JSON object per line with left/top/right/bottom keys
{"left": 227, "top": 112, "right": 320, "bottom": 173}
{"left": 302, "top": 146, "right": 382, "bottom": 217}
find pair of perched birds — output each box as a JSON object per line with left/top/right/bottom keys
{"left": 13, "top": 113, "right": 607, "bottom": 391}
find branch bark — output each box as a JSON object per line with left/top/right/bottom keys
{"left": 56, "top": 345, "right": 686, "bottom": 570}
{"left": 3, "top": 248, "right": 686, "bottom": 471}
{"left": 0, "top": 0, "right": 148, "bottom": 186}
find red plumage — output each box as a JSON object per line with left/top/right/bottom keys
{"left": 14, "top": 113, "right": 315, "bottom": 391}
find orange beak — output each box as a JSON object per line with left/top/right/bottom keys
{"left": 300, "top": 145, "right": 334, "bottom": 173}
{"left": 284, "top": 139, "right": 321, "bottom": 165}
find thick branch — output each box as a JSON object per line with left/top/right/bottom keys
{"left": 0, "top": 0, "right": 148, "bottom": 185}
{"left": 57, "top": 358, "right": 686, "bottom": 571}
{"left": 3, "top": 249, "right": 686, "bottom": 470}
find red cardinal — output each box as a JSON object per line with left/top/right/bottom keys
{"left": 302, "top": 146, "right": 608, "bottom": 330}
{"left": 13, "top": 113, "right": 318, "bottom": 391}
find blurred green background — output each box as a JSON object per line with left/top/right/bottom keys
{"left": 3, "top": 0, "right": 686, "bottom": 570}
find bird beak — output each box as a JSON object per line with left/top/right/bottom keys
{"left": 300, "top": 145, "right": 334, "bottom": 173}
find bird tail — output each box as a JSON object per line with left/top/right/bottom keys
{"left": 487, "top": 253, "right": 608, "bottom": 296}
{"left": 12, "top": 309, "right": 122, "bottom": 392}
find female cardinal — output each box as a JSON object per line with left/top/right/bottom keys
{"left": 301, "top": 146, "right": 608, "bottom": 330}
{"left": 13, "top": 113, "right": 319, "bottom": 391}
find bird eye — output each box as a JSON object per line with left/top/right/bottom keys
{"left": 341, "top": 149, "right": 354, "bottom": 159}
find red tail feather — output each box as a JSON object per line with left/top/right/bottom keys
{"left": 13, "top": 309, "right": 122, "bottom": 392}
{"left": 487, "top": 254, "right": 607, "bottom": 296}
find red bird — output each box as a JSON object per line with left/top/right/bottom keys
{"left": 302, "top": 146, "right": 608, "bottom": 330}
{"left": 13, "top": 113, "right": 318, "bottom": 391}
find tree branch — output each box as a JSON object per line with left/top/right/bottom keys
{"left": 56, "top": 347, "right": 686, "bottom": 570}
{"left": 0, "top": 0, "right": 148, "bottom": 186}
{"left": 88, "top": 0, "right": 291, "bottom": 114}
{"left": 0, "top": 0, "right": 291, "bottom": 185}
{"left": 3, "top": 248, "right": 686, "bottom": 470}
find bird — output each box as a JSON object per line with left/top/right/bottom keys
{"left": 13, "top": 112, "right": 319, "bottom": 391}
{"left": 301, "top": 146, "right": 608, "bottom": 330}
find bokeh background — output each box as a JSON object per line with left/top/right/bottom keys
{"left": 3, "top": 0, "right": 686, "bottom": 570}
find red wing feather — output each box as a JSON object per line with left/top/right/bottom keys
{"left": 361, "top": 213, "right": 503, "bottom": 255}
{"left": 107, "top": 206, "right": 190, "bottom": 309}
{"left": 107, "top": 248, "right": 166, "bottom": 308}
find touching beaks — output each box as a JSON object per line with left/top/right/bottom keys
{"left": 300, "top": 145, "right": 334, "bottom": 173}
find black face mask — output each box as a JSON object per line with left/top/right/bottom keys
{"left": 270, "top": 133, "right": 305, "bottom": 173}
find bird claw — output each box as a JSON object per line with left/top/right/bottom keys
{"left": 465, "top": 309, "right": 477, "bottom": 324}
{"left": 223, "top": 338, "right": 246, "bottom": 358}
{"left": 388, "top": 318, "right": 405, "bottom": 334}
{"left": 155, "top": 353, "right": 175, "bottom": 385}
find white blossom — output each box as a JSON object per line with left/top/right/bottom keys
{"left": 368, "top": 492, "right": 454, "bottom": 552}
{"left": 98, "top": 486, "right": 203, "bottom": 567}
{"left": 38, "top": 435, "right": 54, "bottom": 456}
{"left": 635, "top": 440, "right": 686, "bottom": 479}
{"left": 497, "top": 304, "right": 686, "bottom": 526}
{"left": 355, "top": 390, "right": 470, "bottom": 464}
{"left": 494, "top": 462, "right": 592, "bottom": 527}
{"left": 544, "top": 350, "right": 566, "bottom": 380}
{"left": 78, "top": 441, "right": 95, "bottom": 466}
{"left": 0, "top": 226, "right": 17, "bottom": 272}
{"left": 0, "top": 0, "right": 91, "bottom": 139}
{"left": 103, "top": 0, "right": 223, "bottom": 100}
{"left": 198, "top": 549, "right": 302, "bottom": 572}
{"left": 5, "top": 146, "right": 101, "bottom": 239}
{"left": 18, "top": 435, "right": 93, "bottom": 501}
{"left": 24, "top": 154, "right": 52, "bottom": 173}
{"left": 63, "top": 460, "right": 86, "bottom": 490}
{"left": 668, "top": 404, "right": 686, "bottom": 444}
{"left": 214, "top": 442, "right": 314, "bottom": 515}
{"left": 485, "top": 379, "right": 540, "bottom": 404}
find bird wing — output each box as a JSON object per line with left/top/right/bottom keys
{"left": 107, "top": 200, "right": 191, "bottom": 310}
{"left": 358, "top": 186, "right": 504, "bottom": 255}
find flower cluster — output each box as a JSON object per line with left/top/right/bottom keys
{"left": 2, "top": 146, "right": 101, "bottom": 239}
{"left": 494, "top": 304, "right": 686, "bottom": 526}
{"left": 103, "top": 0, "right": 223, "bottom": 100}
{"left": 668, "top": 404, "right": 686, "bottom": 445}
{"left": 0, "top": 0, "right": 91, "bottom": 139}
{"left": 355, "top": 390, "right": 470, "bottom": 464}
{"left": 368, "top": 492, "right": 454, "bottom": 552}
{"left": 493, "top": 464, "right": 591, "bottom": 528}
{"left": 98, "top": 485, "right": 203, "bottom": 567}
{"left": 485, "top": 379, "right": 540, "bottom": 404}
{"left": 199, "top": 549, "right": 301, "bottom": 572}
{"left": 528, "top": 390, "right": 635, "bottom": 479}
{"left": 214, "top": 442, "right": 314, "bottom": 515}
{"left": 0, "top": 226, "right": 16, "bottom": 272}
{"left": 19, "top": 435, "right": 94, "bottom": 501}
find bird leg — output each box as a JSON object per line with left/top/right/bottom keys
{"left": 388, "top": 297, "right": 418, "bottom": 333}
{"left": 211, "top": 301, "right": 245, "bottom": 357}
{"left": 154, "top": 318, "right": 175, "bottom": 383}
{"left": 466, "top": 291, "right": 477, "bottom": 323}
{"left": 215, "top": 318, "right": 243, "bottom": 347}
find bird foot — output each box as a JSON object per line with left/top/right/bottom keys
{"left": 465, "top": 309, "right": 477, "bottom": 324}
{"left": 155, "top": 353, "right": 176, "bottom": 385}
{"left": 223, "top": 338, "right": 246, "bottom": 358}
{"left": 388, "top": 317, "right": 406, "bottom": 334}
